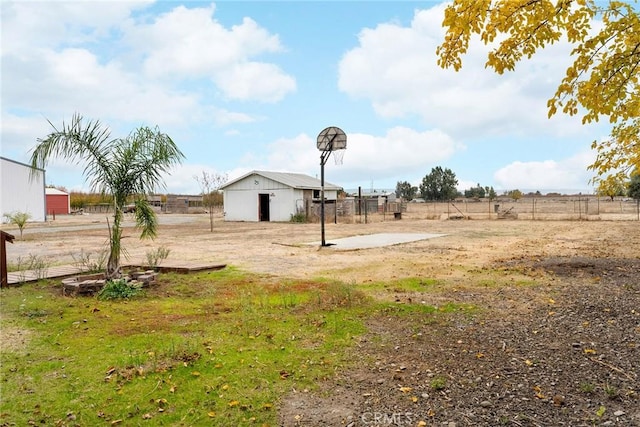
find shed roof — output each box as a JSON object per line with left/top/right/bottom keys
{"left": 221, "top": 170, "right": 342, "bottom": 191}
{"left": 45, "top": 188, "right": 68, "bottom": 196}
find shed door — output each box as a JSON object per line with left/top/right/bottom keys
{"left": 258, "top": 193, "right": 270, "bottom": 222}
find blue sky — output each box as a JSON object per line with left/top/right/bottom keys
{"left": 1, "top": 1, "right": 611, "bottom": 195}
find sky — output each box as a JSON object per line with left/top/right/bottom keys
{"left": 1, "top": 1, "right": 612, "bottom": 195}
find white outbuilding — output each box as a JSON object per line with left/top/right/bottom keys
{"left": 220, "top": 170, "right": 342, "bottom": 222}
{"left": 0, "top": 157, "right": 46, "bottom": 222}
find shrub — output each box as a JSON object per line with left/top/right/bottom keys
{"left": 97, "top": 279, "right": 143, "bottom": 300}
{"left": 72, "top": 248, "right": 108, "bottom": 273}
{"left": 146, "top": 246, "right": 171, "bottom": 268}
{"left": 3, "top": 211, "right": 31, "bottom": 239}
{"left": 290, "top": 212, "right": 308, "bottom": 223}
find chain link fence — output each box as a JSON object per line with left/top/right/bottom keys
{"left": 301, "top": 196, "right": 639, "bottom": 223}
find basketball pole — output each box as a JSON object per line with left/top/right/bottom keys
{"left": 320, "top": 138, "right": 334, "bottom": 247}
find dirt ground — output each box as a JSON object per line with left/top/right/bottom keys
{"left": 2, "top": 208, "right": 639, "bottom": 426}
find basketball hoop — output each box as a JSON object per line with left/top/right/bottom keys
{"left": 316, "top": 126, "right": 347, "bottom": 246}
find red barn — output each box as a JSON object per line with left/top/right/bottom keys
{"left": 45, "top": 188, "right": 70, "bottom": 216}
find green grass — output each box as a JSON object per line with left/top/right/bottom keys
{"left": 0, "top": 269, "right": 468, "bottom": 426}
{"left": 363, "top": 277, "right": 443, "bottom": 293}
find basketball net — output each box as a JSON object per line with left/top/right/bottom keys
{"left": 332, "top": 149, "right": 345, "bottom": 165}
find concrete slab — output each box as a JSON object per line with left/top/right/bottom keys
{"left": 310, "top": 233, "right": 446, "bottom": 250}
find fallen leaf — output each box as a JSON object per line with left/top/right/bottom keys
{"left": 228, "top": 400, "right": 240, "bottom": 407}
{"left": 399, "top": 386, "right": 412, "bottom": 393}
{"left": 207, "top": 411, "right": 216, "bottom": 418}
{"left": 584, "top": 348, "right": 596, "bottom": 354}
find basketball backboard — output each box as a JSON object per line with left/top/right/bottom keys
{"left": 317, "top": 126, "right": 347, "bottom": 152}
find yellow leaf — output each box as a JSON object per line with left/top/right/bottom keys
{"left": 222, "top": 384, "right": 229, "bottom": 390}
{"left": 418, "top": 421, "right": 427, "bottom": 426}
{"left": 476, "top": 352, "right": 485, "bottom": 359}
{"left": 411, "top": 396, "right": 418, "bottom": 403}
{"left": 191, "top": 371, "right": 200, "bottom": 376}
{"left": 399, "top": 386, "right": 412, "bottom": 393}
{"left": 207, "top": 411, "right": 216, "bottom": 418}
{"left": 262, "top": 403, "right": 273, "bottom": 410}
{"left": 548, "top": 298, "right": 555, "bottom": 304}
{"left": 525, "top": 359, "right": 533, "bottom": 366}
{"left": 584, "top": 348, "right": 596, "bottom": 354}
{"left": 228, "top": 400, "right": 240, "bottom": 407}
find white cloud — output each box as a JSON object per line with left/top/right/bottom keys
{"left": 125, "top": 3, "right": 296, "bottom": 102}
{"left": 338, "top": 5, "right": 583, "bottom": 139}
{"left": 1, "top": 1, "right": 294, "bottom": 159}
{"left": 0, "top": 1, "right": 151, "bottom": 54}
{"left": 256, "top": 126, "right": 463, "bottom": 188}
{"left": 493, "top": 151, "right": 596, "bottom": 192}
{"left": 216, "top": 62, "right": 296, "bottom": 102}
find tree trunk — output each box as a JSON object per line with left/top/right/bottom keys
{"left": 106, "top": 210, "right": 123, "bottom": 279}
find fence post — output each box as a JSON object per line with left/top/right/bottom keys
{"left": 1, "top": 231, "right": 16, "bottom": 288}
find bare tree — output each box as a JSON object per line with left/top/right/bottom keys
{"left": 194, "top": 171, "right": 228, "bottom": 232}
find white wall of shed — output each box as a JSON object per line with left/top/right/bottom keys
{"left": 223, "top": 189, "right": 257, "bottom": 221}
{"left": 0, "top": 158, "right": 46, "bottom": 222}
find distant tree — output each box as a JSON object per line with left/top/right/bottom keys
{"left": 2, "top": 211, "right": 31, "bottom": 239}
{"left": 597, "top": 178, "right": 626, "bottom": 201}
{"left": 30, "top": 113, "right": 184, "bottom": 279}
{"left": 486, "top": 186, "right": 497, "bottom": 201}
{"left": 437, "top": 0, "right": 640, "bottom": 186}
{"left": 508, "top": 189, "right": 523, "bottom": 202}
{"left": 464, "top": 183, "right": 486, "bottom": 199}
{"left": 194, "top": 171, "right": 228, "bottom": 232}
{"left": 628, "top": 171, "right": 640, "bottom": 200}
{"left": 420, "top": 167, "right": 459, "bottom": 201}
{"left": 395, "top": 181, "right": 417, "bottom": 201}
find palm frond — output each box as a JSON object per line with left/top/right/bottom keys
{"left": 134, "top": 199, "right": 158, "bottom": 239}
{"left": 29, "top": 113, "right": 115, "bottom": 191}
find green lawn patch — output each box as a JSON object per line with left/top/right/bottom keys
{"left": 0, "top": 268, "right": 465, "bottom": 426}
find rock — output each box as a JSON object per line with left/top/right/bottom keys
{"left": 480, "top": 400, "right": 492, "bottom": 408}
{"left": 614, "top": 410, "right": 625, "bottom": 417}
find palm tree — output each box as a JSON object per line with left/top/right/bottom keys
{"left": 30, "top": 114, "right": 184, "bottom": 279}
